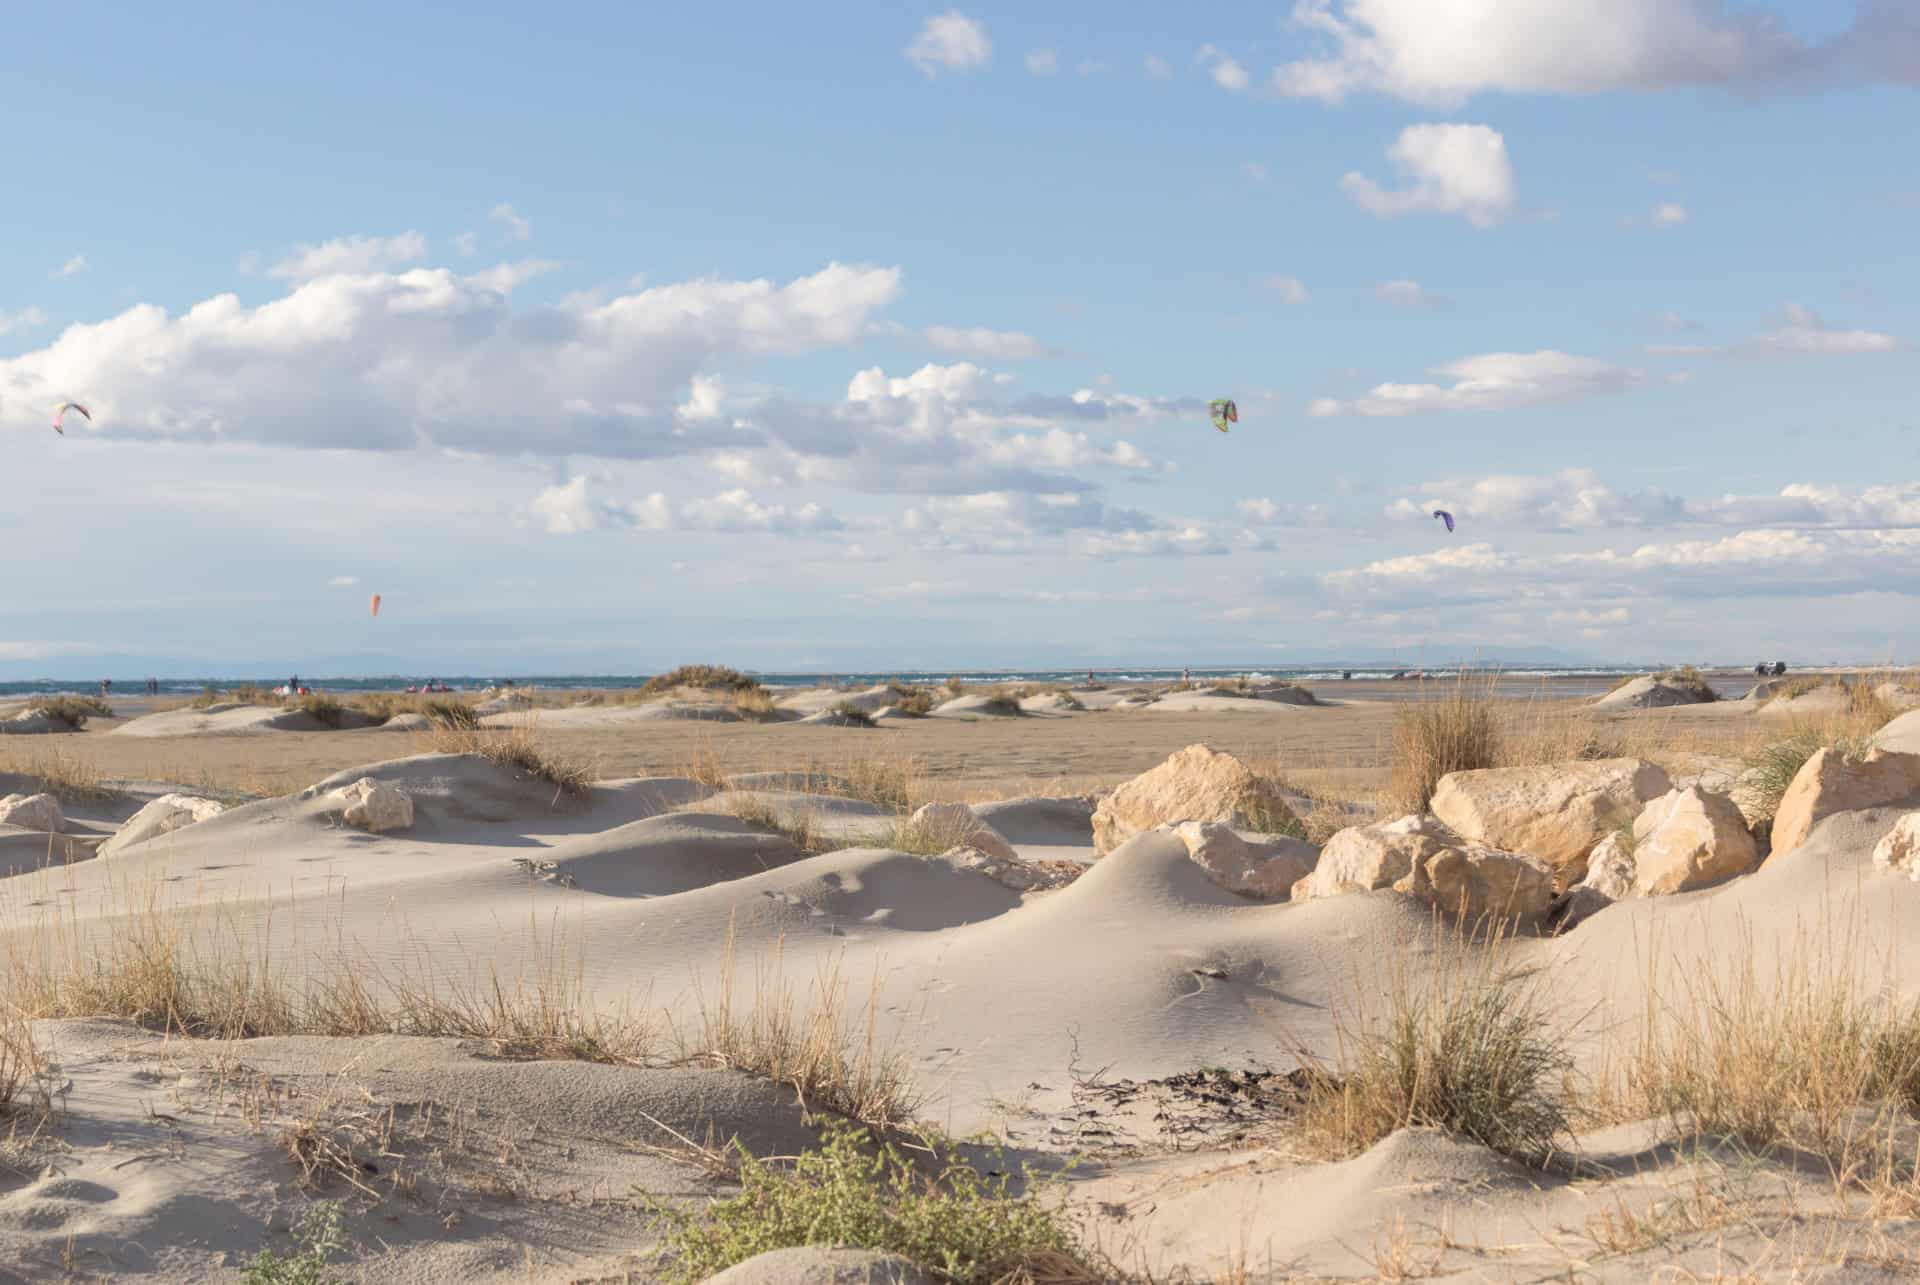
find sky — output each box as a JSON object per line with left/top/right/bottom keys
{"left": 2, "top": 1, "right": 1918, "bottom": 676}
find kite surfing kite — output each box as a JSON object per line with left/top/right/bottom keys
{"left": 1433, "top": 510, "right": 1455, "bottom": 534}
{"left": 369, "top": 594, "right": 382, "bottom": 618}
{"left": 1208, "top": 399, "right": 1238, "bottom": 433}
{"left": 51, "top": 402, "right": 90, "bottom": 435}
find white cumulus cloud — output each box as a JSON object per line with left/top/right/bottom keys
{"left": 1273, "top": 0, "right": 1820, "bottom": 105}
{"left": 1310, "top": 350, "right": 1643, "bottom": 417}
{"left": 52, "top": 255, "right": 89, "bottom": 279}
{"left": 1340, "top": 123, "right": 1516, "bottom": 227}
{"left": 1375, "top": 279, "right": 1449, "bottom": 308}
{"left": 906, "top": 11, "right": 991, "bottom": 76}
{"left": 267, "top": 232, "right": 428, "bottom": 281}
{"left": 0, "top": 307, "right": 48, "bottom": 336}
{"left": 1757, "top": 303, "right": 1900, "bottom": 354}
{"left": 489, "top": 203, "right": 532, "bottom": 242}
{"left": 1197, "top": 44, "right": 1251, "bottom": 91}
{"left": 1261, "top": 275, "right": 1311, "bottom": 304}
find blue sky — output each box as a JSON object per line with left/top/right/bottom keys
{"left": 2, "top": 1, "right": 1917, "bottom": 675}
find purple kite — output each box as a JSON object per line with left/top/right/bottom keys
{"left": 1433, "top": 509, "right": 1454, "bottom": 534}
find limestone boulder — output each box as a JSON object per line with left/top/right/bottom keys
{"left": 1169, "top": 820, "right": 1317, "bottom": 900}
{"left": 1872, "top": 813, "right": 1920, "bottom": 880}
{"left": 1429, "top": 758, "right": 1672, "bottom": 886}
{"left": 1580, "top": 832, "right": 1638, "bottom": 901}
{"left": 1394, "top": 843, "right": 1556, "bottom": 923}
{"left": 1092, "top": 744, "right": 1296, "bottom": 855}
{"left": 1771, "top": 747, "right": 1920, "bottom": 860}
{"left": 905, "top": 802, "right": 1016, "bottom": 861}
{"left": 0, "top": 792, "right": 63, "bottom": 832}
{"left": 331, "top": 777, "right": 414, "bottom": 832}
{"left": 1629, "top": 786, "right": 1759, "bottom": 894}
{"left": 1292, "top": 813, "right": 1553, "bottom": 920}
{"left": 102, "top": 793, "right": 225, "bottom": 856}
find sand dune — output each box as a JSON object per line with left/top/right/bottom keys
{"left": 8, "top": 689, "right": 1920, "bottom": 1280}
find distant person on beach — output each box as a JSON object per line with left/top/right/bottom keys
{"left": 101, "top": 678, "right": 111, "bottom": 697}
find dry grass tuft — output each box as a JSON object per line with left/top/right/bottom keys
{"left": 716, "top": 793, "right": 835, "bottom": 856}
{"left": 828, "top": 702, "right": 877, "bottom": 728}
{"left": 0, "top": 742, "right": 114, "bottom": 802}
{"left": 1387, "top": 676, "right": 1502, "bottom": 814}
{"left": 888, "top": 685, "right": 937, "bottom": 717}
{"left": 24, "top": 695, "right": 112, "bottom": 729}
{"left": 295, "top": 693, "right": 344, "bottom": 728}
{"left": 1628, "top": 926, "right": 1920, "bottom": 1198}
{"left": 640, "top": 665, "right": 761, "bottom": 697}
{"left": 418, "top": 718, "right": 593, "bottom": 797}
{"left": 1296, "top": 927, "right": 1573, "bottom": 1166}
{"left": 0, "top": 1011, "right": 42, "bottom": 1118}
{"left": 680, "top": 934, "right": 918, "bottom": 1127}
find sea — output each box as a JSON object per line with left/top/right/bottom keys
{"left": 0, "top": 664, "right": 1707, "bottom": 700}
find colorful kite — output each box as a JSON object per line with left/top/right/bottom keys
{"left": 1208, "top": 399, "right": 1238, "bottom": 433}
{"left": 1433, "top": 510, "right": 1455, "bottom": 533}
{"left": 51, "top": 402, "right": 90, "bottom": 435}
{"left": 370, "top": 594, "right": 382, "bottom": 618}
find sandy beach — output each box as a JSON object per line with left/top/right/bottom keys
{"left": 1, "top": 669, "right": 1918, "bottom": 1280}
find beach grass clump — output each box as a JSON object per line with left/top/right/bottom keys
{"left": 1654, "top": 666, "right": 1718, "bottom": 703}
{"left": 1740, "top": 725, "right": 1875, "bottom": 832}
{"left": 420, "top": 719, "right": 592, "bottom": 797}
{"left": 647, "top": 1120, "right": 1096, "bottom": 1285}
{"left": 888, "top": 685, "right": 937, "bottom": 717}
{"left": 977, "top": 695, "right": 1024, "bottom": 718}
{"left": 296, "top": 693, "right": 344, "bottom": 729}
{"left": 639, "top": 665, "right": 761, "bottom": 698}
{"left": 0, "top": 1011, "right": 41, "bottom": 1118}
{"left": 829, "top": 702, "right": 877, "bottom": 728}
{"left": 1628, "top": 938, "right": 1920, "bottom": 1197}
{"left": 729, "top": 687, "right": 779, "bottom": 720}
{"left": 1299, "top": 935, "right": 1572, "bottom": 1167}
{"left": 836, "top": 756, "right": 928, "bottom": 813}
{"left": 1388, "top": 676, "right": 1502, "bottom": 814}
{"left": 25, "top": 695, "right": 112, "bottom": 729}
{"left": 718, "top": 793, "right": 834, "bottom": 856}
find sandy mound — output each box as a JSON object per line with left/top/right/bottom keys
{"left": 480, "top": 701, "right": 786, "bottom": 728}
{"left": 798, "top": 708, "right": 878, "bottom": 727}
{"left": 0, "top": 709, "right": 77, "bottom": 735}
{"left": 1593, "top": 675, "right": 1717, "bottom": 708}
{"left": 706, "top": 1248, "right": 937, "bottom": 1284}
{"left": 0, "top": 1018, "right": 822, "bottom": 1284}
{"left": 971, "top": 795, "right": 1096, "bottom": 862}
{"left": 1876, "top": 709, "right": 1920, "bottom": 754}
{"left": 1757, "top": 684, "right": 1852, "bottom": 717}
{"left": 776, "top": 685, "right": 898, "bottom": 717}
{"left": 1144, "top": 689, "right": 1321, "bottom": 713}
{"left": 110, "top": 702, "right": 378, "bottom": 737}
{"left": 930, "top": 693, "right": 1024, "bottom": 719}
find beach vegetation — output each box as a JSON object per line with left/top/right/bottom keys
{"left": 647, "top": 1120, "right": 1096, "bottom": 1285}
{"left": 419, "top": 719, "right": 593, "bottom": 797}
{"left": 0, "top": 742, "right": 112, "bottom": 802}
{"left": 24, "top": 695, "right": 112, "bottom": 729}
{"left": 829, "top": 702, "right": 877, "bottom": 727}
{"left": 242, "top": 1201, "right": 347, "bottom": 1285}
{"left": 640, "top": 665, "right": 761, "bottom": 697}
{"left": 888, "top": 685, "right": 937, "bottom": 717}
{"left": 1297, "top": 931, "right": 1572, "bottom": 1167}
{"left": 295, "top": 693, "right": 344, "bottom": 728}
{"left": 1387, "top": 676, "right": 1502, "bottom": 814}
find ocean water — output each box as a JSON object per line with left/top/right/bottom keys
{"left": 0, "top": 664, "right": 1658, "bottom": 700}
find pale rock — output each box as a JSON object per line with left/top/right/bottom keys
{"left": 1394, "top": 842, "right": 1556, "bottom": 922}
{"left": 1873, "top": 709, "right": 1920, "bottom": 756}
{"left": 0, "top": 792, "right": 63, "bottom": 832}
{"left": 103, "top": 793, "right": 225, "bottom": 856}
{"left": 1292, "top": 813, "right": 1553, "bottom": 921}
{"left": 1871, "top": 812, "right": 1920, "bottom": 880}
{"left": 331, "top": 778, "right": 414, "bottom": 832}
{"left": 1429, "top": 758, "right": 1672, "bottom": 886}
{"left": 1771, "top": 747, "right": 1920, "bottom": 860}
{"left": 1629, "top": 786, "right": 1759, "bottom": 894}
{"left": 906, "top": 802, "right": 1016, "bottom": 861}
{"left": 1169, "top": 820, "right": 1317, "bottom": 900}
{"left": 1091, "top": 744, "right": 1296, "bottom": 855}
{"left": 1580, "top": 832, "right": 1638, "bottom": 901}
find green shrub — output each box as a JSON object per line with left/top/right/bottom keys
{"left": 829, "top": 702, "right": 877, "bottom": 728}
{"left": 889, "top": 686, "right": 937, "bottom": 717}
{"left": 648, "top": 1120, "right": 1096, "bottom": 1285}
{"left": 243, "top": 1201, "right": 346, "bottom": 1285}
